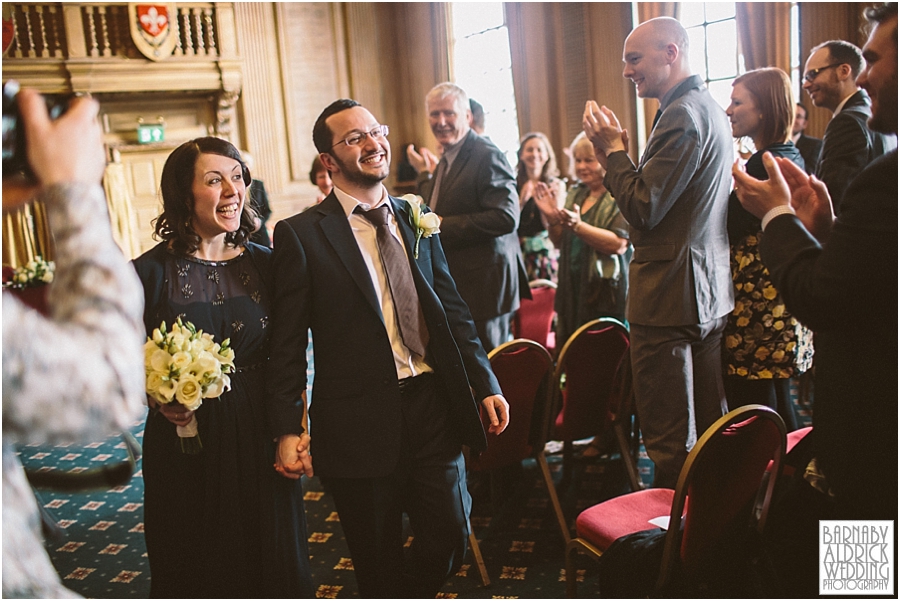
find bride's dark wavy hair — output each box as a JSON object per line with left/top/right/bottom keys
{"left": 153, "top": 137, "right": 258, "bottom": 255}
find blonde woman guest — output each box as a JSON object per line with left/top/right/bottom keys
{"left": 532, "top": 133, "right": 631, "bottom": 348}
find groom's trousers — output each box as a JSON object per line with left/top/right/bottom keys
{"left": 320, "top": 372, "right": 472, "bottom": 599}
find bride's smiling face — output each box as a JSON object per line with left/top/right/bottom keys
{"left": 190, "top": 153, "right": 246, "bottom": 239}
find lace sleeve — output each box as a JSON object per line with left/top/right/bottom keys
{"left": 2, "top": 183, "right": 145, "bottom": 445}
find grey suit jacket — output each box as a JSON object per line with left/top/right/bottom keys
{"left": 604, "top": 75, "right": 734, "bottom": 327}
{"left": 416, "top": 129, "right": 527, "bottom": 321}
{"left": 816, "top": 89, "right": 897, "bottom": 213}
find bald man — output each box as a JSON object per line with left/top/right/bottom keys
{"left": 583, "top": 17, "right": 733, "bottom": 487}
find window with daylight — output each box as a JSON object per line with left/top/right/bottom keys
{"left": 679, "top": 2, "right": 744, "bottom": 111}
{"left": 449, "top": 2, "right": 520, "bottom": 167}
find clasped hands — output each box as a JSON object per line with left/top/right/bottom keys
{"left": 732, "top": 152, "right": 835, "bottom": 243}
{"left": 271, "top": 397, "right": 507, "bottom": 478}
{"left": 582, "top": 101, "right": 629, "bottom": 169}
{"left": 275, "top": 433, "right": 313, "bottom": 480}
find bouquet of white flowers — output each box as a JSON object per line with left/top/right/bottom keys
{"left": 7, "top": 256, "right": 55, "bottom": 288}
{"left": 144, "top": 318, "right": 235, "bottom": 454}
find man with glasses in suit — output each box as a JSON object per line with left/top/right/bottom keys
{"left": 267, "top": 99, "right": 509, "bottom": 598}
{"left": 802, "top": 39, "right": 896, "bottom": 212}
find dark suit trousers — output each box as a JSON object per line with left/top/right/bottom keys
{"left": 321, "top": 373, "right": 471, "bottom": 598}
{"left": 630, "top": 317, "right": 729, "bottom": 488}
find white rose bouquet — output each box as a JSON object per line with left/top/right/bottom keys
{"left": 6, "top": 256, "right": 55, "bottom": 288}
{"left": 144, "top": 318, "right": 235, "bottom": 454}
{"left": 401, "top": 194, "right": 441, "bottom": 259}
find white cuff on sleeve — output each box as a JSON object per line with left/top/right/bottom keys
{"left": 761, "top": 205, "right": 795, "bottom": 231}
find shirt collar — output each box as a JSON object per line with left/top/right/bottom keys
{"left": 333, "top": 184, "right": 390, "bottom": 219}
{"left": 658, "top": 74, "right": 703, "bottom": 112}
{"left": 441, "top": 130, "right": 469, "bottom": 167}
{"left": 833, "top": 90, "right": 857, "bottom": 116}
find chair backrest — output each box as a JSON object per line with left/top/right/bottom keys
{"left": 552, "top": 318, "right": 630, "bottom": 442}
{"left": 512, "top": 279, "right": 557, "bottom": 349}
{"left": 658, "top": 405, "right": 786, "bottom": 588}
{"left": 468, "top": 339, "right": 553, "bottom": 472}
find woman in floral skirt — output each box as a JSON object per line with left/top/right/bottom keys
{"left": 723, "top": 68, "right": 814, "bottom": 429}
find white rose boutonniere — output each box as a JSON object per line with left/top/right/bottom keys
{"left": 401, "top": 194, "right": 441, "bottom": 259}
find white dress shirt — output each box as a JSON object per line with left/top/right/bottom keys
{"left": 332, "top": 185, "right": 432, "bottom": 380}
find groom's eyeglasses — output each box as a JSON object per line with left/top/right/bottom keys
{"left": 333, "top": 125, "right": 390, "bottom": 148}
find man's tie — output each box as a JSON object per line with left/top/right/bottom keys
{"left": 652, "top": 108, "right": 663, "bottom": 130}
{"left": 357, "top": 205, "right": 429, "bottom": 357}
{"left": 429, "top": 157, "right": 448, "bottom": 210}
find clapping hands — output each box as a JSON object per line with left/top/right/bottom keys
{"left": 583, "top": 101, "right": 628, "bottom": 169}
{"left": 406, "top": 145, "right": 440, "bottom": 175}
{"left": 733, "top": 152, "right": 835, "bottom": 242}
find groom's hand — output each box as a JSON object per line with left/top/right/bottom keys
{"left": 481, "top": 395, "right": 510, "bottom": 435}
{"left": 275, "top": 433, "right": 313, "bottom": 479}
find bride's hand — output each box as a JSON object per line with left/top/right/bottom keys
{"left": 151, "top": 398, "right": 194, "bottom": 427}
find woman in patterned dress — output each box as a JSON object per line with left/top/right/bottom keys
{"left": 132, "top": 138, "right": 313, "bottom": 598}
{"left": 516, "top": 132, "right": 566, "bottom": 282}
{"left": 723, "top": 68, "right": 814, "bottom": 429}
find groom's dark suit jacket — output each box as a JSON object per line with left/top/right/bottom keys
{"left": 266, "top": 192, "right": 501, "bottom": 479}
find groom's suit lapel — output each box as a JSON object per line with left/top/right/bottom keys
{"left": 318, "top": 194, "right": 383, "bottom": 323}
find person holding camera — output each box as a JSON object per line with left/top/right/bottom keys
{"left": 2, "top": 87, "right": 146, "bottom": 597}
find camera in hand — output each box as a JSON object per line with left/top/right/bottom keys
{"left": 2, "top": 80, "right": 70, "bottom": 180}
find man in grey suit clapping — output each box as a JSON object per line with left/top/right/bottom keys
{"left": 583, "top": 17, "right": 734, "bottom": 488}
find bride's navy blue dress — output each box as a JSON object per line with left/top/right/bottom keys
{"left": 133, "top": 242, "right": 313, "bottom": 598}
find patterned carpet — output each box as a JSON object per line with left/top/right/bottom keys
{"left": 22, "top": 377, "right": 812, "bottom": 598}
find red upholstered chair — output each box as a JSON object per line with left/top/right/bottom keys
{"left": 565, "top": 405, "right": 786, "bottom": 597}
{"left": 551, "top": 318, "right": 636, "bottom": 485}
{"left": 512, "top": 279, "right": 557, "bottom": 353}
{"left": 466, "top": 339, "right": 566, "bottom": 586}
{"left": 766, "top": 425, "right": 812, "bottom": 478}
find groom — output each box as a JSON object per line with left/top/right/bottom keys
{"left": 266, "top": 99, "right": 509, "bottom": 598}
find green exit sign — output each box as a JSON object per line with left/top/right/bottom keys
{"left": 137, "top": 124, "right": 165, "bottom": 144}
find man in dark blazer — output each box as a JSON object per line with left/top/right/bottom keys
{"left": 803, "top": 39, "right": 896, "bottom": 212}
{"left": 407, "top": 83, "right": 528, "bottom": 352}
{"left": 791, "top": 102, "right": 823, "bottom": 174}
{"left": 735, "top": 3, "right": 897, "bottom": 522}
{"left": 266, "top": 99, "right": 509, "bottom": 598}
{"left": 583, "top": 17, "right": 733, "bottom": 488}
